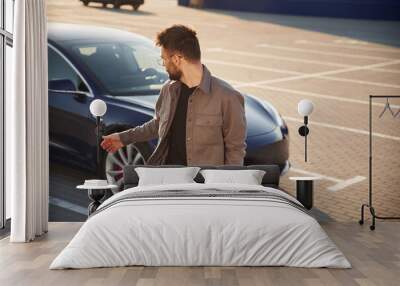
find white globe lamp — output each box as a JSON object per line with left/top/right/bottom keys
{"left": 90, "top": 99, "right": 107, "bottom": 117}
{"left": 89, "top": 99, "right": 107, "bottom": 176}
{"left": 298, "top": 99, "right": 314, "bottom": 117}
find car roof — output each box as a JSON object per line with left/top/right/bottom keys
{"left": 48, "top": 22, "right": 154, "bottom": 45}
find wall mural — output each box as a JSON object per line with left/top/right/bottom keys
{"left": 46, "top": 0, "right": 400, "bottom": 224}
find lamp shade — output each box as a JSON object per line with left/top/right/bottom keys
{"left": 90, "top": 99, "right": 107, "bottom": 117}
{"left": 298, "top": 99, "right": 314, "bottom": 116}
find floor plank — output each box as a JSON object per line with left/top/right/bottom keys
{"left": 1, "top": 222, "right": 399, "bottom": 286}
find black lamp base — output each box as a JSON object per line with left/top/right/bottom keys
{"left": 298, "top": 125, "right": 309, "bottom": 136}
{"left": 298, "top": 123, "right": 310, "bottom": 162}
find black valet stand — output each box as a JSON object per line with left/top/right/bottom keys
{"left": 359, "top": 95, "right": 400, "bottom": 230}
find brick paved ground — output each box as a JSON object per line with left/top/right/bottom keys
{"left": 47, "top": 0, "right": 400, "bottom": 222}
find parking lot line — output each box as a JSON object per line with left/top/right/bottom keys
{"left": 204, "top": 59, "right": 301, "bottom": 75}
{"left": 119, "top": 17, "right": 228, "bottom": 29}
{"left": 205, "top": 47, "right": 353, "bottom": 68}
{"left": 166, "top": 21, "right": 227, "bottom": 29}
{"left": 49, "top": 197, "right": 87, "bottom": 215}
{"left": 290, "top": 167, "right": 341, "bottom": 183}
{"left": 295, "top": 40, "right": 400, "bottom": 54}
{"left": 371, "top": 67, "right": 400, "bottom": 74}
{"left": 235, "top": 83, "right": 400, "bottom": 108}
{"left": 256, "top": 43, "right": 395, "bottom": 61}
{"left": 230, "top": 77, "right": 400, "bottom": 140}
{"left": 110, "top": 19, "right": 225, "bottom": 31}
{"left": 283, "top": 116, "right": 400, "bottom": 141}
{"left": 117, "top": 21, "right": 166, "bottom": 29}
{"left": 206, "top": 47, "right": 400, "bottom": 74}
{"left": 367, "top": 67, "right": 400, "bottom": 74}
{"left": 289, "top": 167, "right": 366, "bottom": 192}
{"left": 231, "top": 59, "right": 400, "bottom": 88}
{"left": 318, "top": 75, "right": 400, "bottom": 89}
{"left": 327, "top": 176, "right": 366, "bottom": 192}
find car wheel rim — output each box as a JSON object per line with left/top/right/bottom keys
{"left": 105, "top": 144, "right": 145, "bottom": 193}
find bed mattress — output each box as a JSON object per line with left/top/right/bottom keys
{"left": 50, "top": 183, "right": 350, "bottom": 269}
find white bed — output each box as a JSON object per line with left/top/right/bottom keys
{"left": 50, "top": 183, "right": 350, "bottom": 269}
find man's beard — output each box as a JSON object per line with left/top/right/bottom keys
{"left": 167, "top": 64, "right": 182, "bottom": 81}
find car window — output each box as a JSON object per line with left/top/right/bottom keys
{"left": 48, "top": 46, "right": 89, "bottom": 93}
{"left": 129, "top": 44, "right": 159, "bottom": 71}
{"left": 70, "top": 41, "right": 168, "bottom": 96}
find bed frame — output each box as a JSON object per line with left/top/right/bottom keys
{"left": 123, "top": 164, "right": 283, "bottom": 190}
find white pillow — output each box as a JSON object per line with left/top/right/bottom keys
{"left": 200, "top": 169, "right": 266, "bottom": 185}
{"left": 135, "top": 167, "right": 201, "bottom": 186}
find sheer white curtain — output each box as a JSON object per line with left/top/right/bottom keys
{"left": 7, "top": 0, "right": 49, "bottom": 242}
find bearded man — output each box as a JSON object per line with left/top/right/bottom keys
{"left": 101, "top": 25, "right": 247, "bottom": 166}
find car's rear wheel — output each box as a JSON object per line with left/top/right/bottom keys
{"left": 103, "top": 142, "right": 150, "bottom": 193}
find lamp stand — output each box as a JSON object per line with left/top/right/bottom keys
{"left": 298, "top": 116, "right": 309, "bottom": 162}
{"left": 304, "top": 116, "right": 308, "bottom": 162}
{"left": 96, "top": 116, "right": 102, "bottom": 178}
{"left": 94, "top": 115, "right": 110, "bottom": 202}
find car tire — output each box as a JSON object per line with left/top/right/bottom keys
{"left": 102, "top": 3, "right": 107, "bottom": 8}
{"left": 82, "top": 0, "right": 89, "bottom": 6}
{"left": 100, "top": 128, "right": 152, "bottom": 193}
{"left": 132, "top": 4, "right": 140, "bottom": 10}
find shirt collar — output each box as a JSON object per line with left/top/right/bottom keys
{"left": 197, "top": 64, "right": 212, "bottom": 95}
{"left": 168, "top": 64, "right": 212, "bottom": 96}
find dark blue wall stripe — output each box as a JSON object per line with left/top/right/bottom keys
{"left": 178, "top": 0, "right": 400, "bottom": 20}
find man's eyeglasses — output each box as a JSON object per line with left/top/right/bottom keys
{"left": 157, "top": 54, "right": 172, "bottom": 66}
{"left": 157, "top": 54, "right": 181, "bottom": 66}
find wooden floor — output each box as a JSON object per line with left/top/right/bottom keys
{"left": 0, "top": 222, "right": 399, "bottom": 286}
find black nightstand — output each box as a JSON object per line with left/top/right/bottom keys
{"left": 289, "top": 177, "right": 321, "bottom": 210}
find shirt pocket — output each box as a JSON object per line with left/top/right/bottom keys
{"left": 194, "top": 114, "right": 223, "bottom": 145}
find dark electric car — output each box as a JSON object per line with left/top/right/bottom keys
{"left": 48, "top": 23, "right": 290, "bottom": 191}
{"left": 80, "top": 0, "right": 144, "bottom": 10}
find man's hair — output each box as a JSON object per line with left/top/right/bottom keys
{"left": 156, "top": 25, "right": 201, "bottom": 62}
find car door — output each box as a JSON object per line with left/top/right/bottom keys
{"left": 48, "top": 45, "right": 95, "bottom": 166}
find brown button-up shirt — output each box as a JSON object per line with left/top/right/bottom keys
{"left": 118, "top": 64, "right": 247, "bottom": 166}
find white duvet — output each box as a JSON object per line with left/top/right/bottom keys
{"left": 50, "top": 183, "right": 351, "bottom": 269}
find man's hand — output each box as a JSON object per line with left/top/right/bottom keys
{"left": 101, "top": 133, "right": 124, "bottom": 153}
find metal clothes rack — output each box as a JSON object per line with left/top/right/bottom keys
{"left": 359, "top": 95, "right": 400, "bottom": 230}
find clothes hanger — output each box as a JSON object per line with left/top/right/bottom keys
{"left": 378, "top": 98, "right": 395, "bottom": 118}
